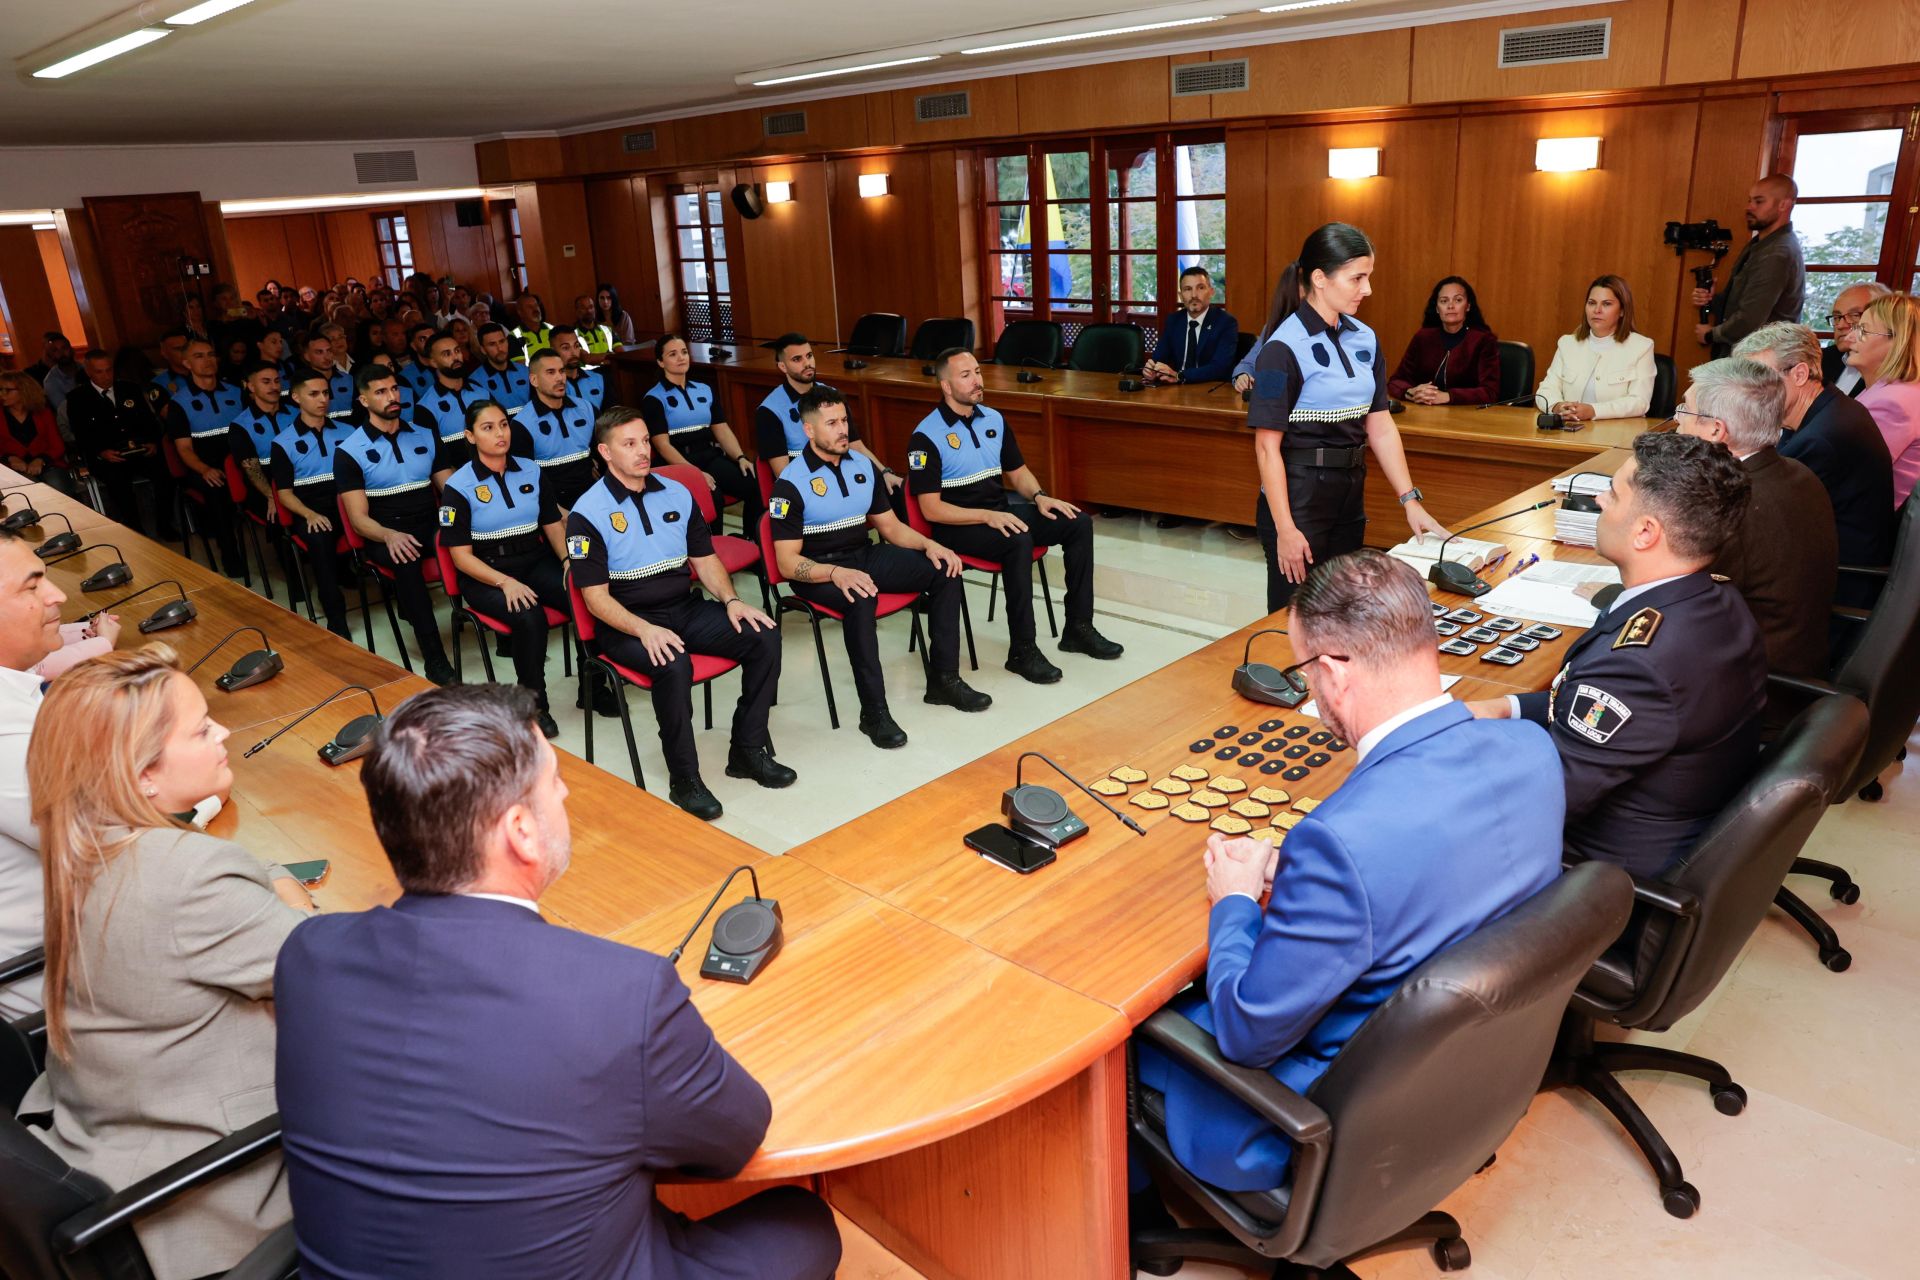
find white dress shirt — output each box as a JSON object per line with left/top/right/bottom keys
{"left": 1356, "top": 693, "right": 1456, "bottom": 764}
{"left": 461, "top": 892, "right": 540, "bottom": 914}
{"left": 0, "top": 663, "right": 45, "bottom": 1019}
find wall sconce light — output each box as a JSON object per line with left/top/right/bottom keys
{"left": 765, "top": 180, "right": 794, "bottom": 203}
{"left": 857, "top": 172, "right": 891, "bottom": 198}
{"left": 1535, "top": 137, "right": 1601, "bottom": 173}
{"left": 1327, "top": 148, "right": 1380, "bottom": 179}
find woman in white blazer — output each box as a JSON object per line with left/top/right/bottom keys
{"left": 1536, "top": 274, "right": 1658, "bottom": 421}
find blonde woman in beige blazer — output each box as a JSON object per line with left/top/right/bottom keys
{"left": 20, "top": 645, "right": 313, "bottom": 1280}
{"left": 1536, "top": 274, "right": 1658, "bottom": 421}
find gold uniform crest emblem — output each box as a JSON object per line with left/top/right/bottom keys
{"left": 946, "top": 432, "right": 962, "bottom": 449}
{"left": 610, "top": 511, "right": 628, "bottom": 533}
{"left": 811, "top": 477, "right": 829, "bottom": 497}
{"left": 474, "top": 484, "right": 492, "bottom": 503}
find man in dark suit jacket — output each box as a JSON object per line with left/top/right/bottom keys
{"left": 1143, "top": 266, "right": 1239, "bottom": 385}
{"left": 274, "top": 685, "right": 841, "bottom": 1280}
{"left": 59, "top": 348, "right": 175, "bottom": 537}
{"left": 1818, "top": 281, "right": 1889, "bottom": 398}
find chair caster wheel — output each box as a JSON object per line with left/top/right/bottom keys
{"left": 1831, "top": 881, "right": 1861, "bottom": 905}
{"left": 1432, "top": 1237, "right": 1471, "bottom": 1271}
{"left": 1712, "top": 1083, "right": 1747, "bottom": 1116}
{"left": 1662, "top": 1182, "right": 1701, "bottom": 1219}
{"left": 1821, "top": 947, "right": 1853, "bottom": 973}
{"left": 1858, "top": 780, "right": 1884, "bottom": 802}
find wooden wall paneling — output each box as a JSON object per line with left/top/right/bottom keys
{"left": 80, "top": 192, "right": 218, "bottom": 349}
{"left": 1775, "top": 75, "right": 1920, "bottom": 114}
{"left": 564, "top": 122, "right": 682, "bottom": 176}
{"left": 1224, "top": 125, "right": 1268, "bottom": 329}
{"left": 284, "top": 215, "right": 331, "bottom": 292}
{"left": 477, "top": 136, "right": 565, "bottom": 185}
{"left": 1663, "top": 0, "right": 1742, "bottom": 84}
{"left": 737, "top": 161, "right": 838, "bottom": 344}
{"left": 764, "top": 94, "right": 873, "bottom": 155}
{"left": 1170, "top": 52, "right": 1213, "bottom": 123}
{"left": 829, "top": 152, "right": 943, "bottom": 343}
{"left": 401, "top": 202, "right": 449, "bottom": 280}
{"left": 1410, "top": 0, "right": 1672, "bottom": 103}
{"left": 1222, "top": 29, "right": 1414, "bottom": 119}
{"left": 646, "top": 184, "right": 680, "bottom": 335}
{"left": 321, "top": 209, "right": 382, "bottom": 285}
{"left": 201, "top": 202, "right": 236, "bottom": 295}
{"left": 676, "top": 109, "right": 764, "bottom": 167}
{"left": 1449, "top": 102, "right": 1700, "bottom": 367}
{"left": 0, "top": 227, "right": 63, "bottom": 360}
{"left": 55, "top": 209, "right": 116, "bottom": 351}
{"left": 889, "top": 76, "right": 1018, "bottom": 146}
{"left": 1016, "top": 57, "right": 1173, "bottom": 134}
{"left": 929, "top": 148, "right": 983, "bottom": 347}
{"left": 1669, "top": 93, "right": 1772, "bottom": 357}
{"left": 512, "top": 180, "right": 598, "bottom": 308}
{"left": 223, "top": 217, "right": 297, "bottom": 295}
{"left": 586, "top": 175, "right": 668, "bottom": 337}
{"left": 715, "top": 165, "right": 754, "bottom": 340}
{"left": 440, "top": 201, "right": 510, "bottom": 298}
{"left": 865, "top": 90, "right": 897, "bottom": 148}
{"left": 1737, "top": 0, "right": 1920, "bottom": 78}
{"left": 36, "top": 222, "right": 87, "bottom": 348}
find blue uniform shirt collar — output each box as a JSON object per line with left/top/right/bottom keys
{"left": 1294, "top": 307, "right": 1356, "bottom": 339}
{"left": 599, "top": 471, "right": 666, "bottom": 504}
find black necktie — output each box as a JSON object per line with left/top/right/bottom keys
{"left": 1184, "top": 319, "right": 1199, "bottom": 371}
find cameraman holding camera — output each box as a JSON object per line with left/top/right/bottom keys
{"left": 1693, "top": 175, "right": 1806, "bottom": 357}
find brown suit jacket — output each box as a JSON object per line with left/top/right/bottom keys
{"left": 1711, "top": 447, "right": 1837, "bottom": 682}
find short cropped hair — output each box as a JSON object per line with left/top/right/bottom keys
{"left": 797, "top": 385, "right": 845, "bottom": 421}
{"left": 1178, "top": 265, "right": 1211, "bottom": 284}
{"left": 933, "top": 345, "right": 972, "bottom": 376}
{"left": 1289, "top": 549, "right": 1436, "bottom": 667}
{"left": 285, "top": 365, "right": 328, "bottom": 391}
{"left": 593, "top": 404, "right": 646, "bottom": 448}
{"left": 768, "top": 332, "right": 810, "bottom": 360}
{"left": 238, "top": 359, "right": 279, "bottom": 383}
{"left": 1629, "top": 431, "right": 1750, "bottom": 562}
{"left": 360, "top": 684, "right": 546, "bottom": 895}
{"left": 527, "top": 349, "right": 564, "bottom": 370}
{"left": 476, "top": 322, "right": 508, "bottom": 342}
{"left": 1688, "top": 357, "right": 1786, "bottom": 454}
{"left": 1732, "top": 322, "right": 1823, "bottom": 382}
{"left": 354, "top": 362, "right": 397, "bottom": 394}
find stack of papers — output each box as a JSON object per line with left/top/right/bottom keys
{"left": 1552, "top": 473, "right": 1614, "bottom": 497}
{"left": 1387, "top": 535, "right": 1511, "bottom": 574}
{"left": 1550, "top": 473, "right": 1609, "bottom": 547}
{"left": 1476, "top": 562, "right": 1621, "bottom": 629}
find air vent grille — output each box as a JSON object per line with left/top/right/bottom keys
{"left": 1172, "top": 59, "right": 1249, "bottom": 97}
{"left": 353, "top": 150, "right": 418, "bottom": 185}
{"left": 914, "top": 91, "right": 971, "bottom": 121}
{"left": 622, "top": 130, "right": 656, "bottom": 154}
{"left": 764, "top": 110, "right": 808, "bottom": 137}
{"left": 1498, "top": 18, "right": 1611, "bottom": 68}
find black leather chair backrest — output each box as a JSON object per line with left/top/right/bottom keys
{"left": 909, "top": 317, "right": 975, "bottom": 361}
{"left": 846, "top": 312, "right": 906, "bottom": 358}
{"left": 1068, "top": 323, "right": 1146, "bottom": 374}
{"left": 1496, "top": 340, "right": 1533, "bottom": 403}
{"left": 1831, "top": 489, "right": 1920, "bottom": 793}
{"left": 1649, "top": 353, "right": 1678, "bottom": 420}
{"left": 0, "top": 1014, "right": 42, "bottom": 1115}
{"left": 0, "top": 1115, "right": 153, "bottom": 1280}
{"left": 1292, "top": 862, "right": 1632, "bottom": 1269}
{"left": 1235, "top": 331, "right": 1259, "bottom": 364}
{"left": 992, "top": 320, "right": 1064, "bottom": 368}
{"left": 1636, "top": 694, "right": 1867, "bottom": 1024}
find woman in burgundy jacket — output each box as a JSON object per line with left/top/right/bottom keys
{"left": 1386, "top": 276, "right": 1502, "bottom": 405}
{"left": 0, "top": 370, "right": 77, "bottom": 495}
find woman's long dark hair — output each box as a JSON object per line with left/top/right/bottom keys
{"left": 596, "top": 282, "right": 626, "bottom": 328}
{"left": 1263, "top": 222, "right": 1375, "bottom": 336}
{"left": 1421, "top": 276, "right": 1488, "bottom": 331}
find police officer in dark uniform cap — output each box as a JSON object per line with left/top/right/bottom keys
{"left": 1467, "top": 431, "right": 1767, "bottom": 879}
{"left": 411, "top": 328, "right": 480, "bottom": 469}
{"left": 568, "top": 405, "right": 793, "bottom": 820}
{"left": 508, "top": 350, "right": 596, "bottom": 509}
{"left": 439, "top": 400, "right": 570, "bottom": 739}
{"left": 641, "top": 333, "right": 761, "bottom": 538}
{"left": 160, "top": 336, "right": 246, "bottom": 577}
{"left": 769, "top": 386, "right": 988, "bottom": 750}
{"left": 468, "top": 323, "right": 533, "bottom": 412}
{"left": 270, "top": 369, "right": 357, "bottom": 637}
{"left": 550, "top": 327, "right": 606, "bottom": 414}
{"left": 909, "top": 347, "right": 1121, "bottom": 684}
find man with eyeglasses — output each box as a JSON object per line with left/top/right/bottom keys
{"left": 1818, "top": 281, "right": 1893, "bottom": 398}
{"left": 1127, "top": 548, "right": 1563, "bottom": 1209}
{"left": 1691, "top": 174, "right": 1806, "bottom": 358}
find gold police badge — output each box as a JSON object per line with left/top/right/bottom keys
{"left": 610, "top": 511, "right": 628, "bottom": 533}
{"left": 474, "top": 484, "right": 492, "bottom": 503}
{"left": 811, "top": 477, "right": 829, "bottom": 497}
{"left": 946, "top": 432, "right": 962, "bottom": 449}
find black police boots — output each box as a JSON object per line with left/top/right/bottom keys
{"left": 1004, "top": 644, "right": 1062, "bottom": 685}
{"left": 858, "top": 705, "right": 908, "bottom": 749}
{"left": 924, "top": 672, "right": 992, "bottom": 712}
{"left": 1059, "top": 622, "right": 1124, "bottom": 660}
{"left": 726, "top": 744, "right": 797, "bottom": 789}
{"left": 669, "top": 775, "right": 723, "bottom": 821}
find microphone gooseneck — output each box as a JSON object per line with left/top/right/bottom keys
{"left": 1016, "top": 750, "right": 1146, "bottom": 836}
{"left": 1433, "top": 500, "right": 1555, "bottom": 569}
{"left": 79, "top": 578, "right": 184, "bottom": 623}
{"left": 187, "top": 625, "right": 275, "bottom": 674}
{"left": 667, "top": 864, "right": 765, "bottom": 963}
{"left": 1240, "top": 627, "right": 1289, "bottom": 666}
{"left": 43, "top": 542, "right": 122, "bottom": 570}
{"left": 243, "top": 684, "right": 381, "bottom": 758}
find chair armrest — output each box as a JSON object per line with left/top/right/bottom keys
{"left": 1136, "top": 1008, "right": 1331, "bottom": 1145}
{"left": 1767, "top": 672, "right": 1844, "bottom": 702}
{"left": 1836, "top": 562, "right": 1890, "bottom": 580}
{"left": 1830, "top": 606, "right": 1871, "bottom": 626}
{"left": 0, "top": 945, "right": 45, "bottom": 987}
{"left": 221, "top": 1221, "right": 298, "bottom": 1280}
{"left": 1626, "top": 876, "right": 1699, "bottom": 920}
{"left": 54, "top": 1115, "right": 283, "bottom": 1255}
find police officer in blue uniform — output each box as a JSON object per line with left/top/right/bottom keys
{"left": 411, "top": 328, "right": 481, "bottom": 469}
{"left": 550, "top": 327, "right": 606, "bottom": 414}
{"left": 397, "top": 323, "right": 437, "bottom": 399}
{"left": 641, "top": 333, "right": 760, "bottom": 538}
{"left": 468, "top": 322, "right": 533, "bottom": 412}
{"left": 909, "top": 348, "right": 1122, "bottom": 684}
{"left": 334, "top": 363, "right": 458, "bottom": 684}
{"left": 769, "top": 386, "right": 988, "bottom": 749}
{"left": 1248, "top": 223, "right": 1446, "bottom": 613}
{"left": 753, "top": 333, "right": 904, "bottom": 502}
{"left": 160, "top": 336, "right": 246, "bottom": 577}
{"left": 1467, "top": 432, "right": 1768, "bottom": 879}
{"left": 152, "top": 328, "right": 192, "bottom": 400}
{"left": 568, "top": 406, "right": 793, "bottom": 819}
{"left": 509, "top": 350, "right": 596, "bottom": 509}
{"left": 270, "top": 368, "right": 357, "bottom": 637}
{"left": 296, "top": 329, "right": 356, "bottom": 418}
{"left": 226, "top": 359, "right": 297, "bottom": 517}
{"left": 440, "top": 401, "right": 570, "bottom": 738}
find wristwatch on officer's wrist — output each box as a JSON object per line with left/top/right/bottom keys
{"left": 1398, "top": 487, "right": 1424, "bottom": 505}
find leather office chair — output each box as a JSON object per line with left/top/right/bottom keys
{"left": 1067, "top": 323, "right": 1146, "bottom": 374}
{"left": 992, "top": 320, "right": 1065, "bottom": 369}
{"left": 1131, "top": 862, "right": 1632, "bottom": 1277}
{"left": 1234, "top": 331, "right": 1259, "bottom": 365}
{"left": 1649, "top": 353, "right": 1678, "bottom": 420}
{"left": 0, "top": 947, "right": 45, "bottom": 1110}
{"left": 908, "top": 318, "right": 975, "bottom": 361}
{"left": 1546, "top": 692, "right": 1867, "bottom": 1217}
{"left": 1495, "top": 340, "right": 1534, "bottom": 403}
{"left": 844, "top": 312, "right": 906, "bottom": 358}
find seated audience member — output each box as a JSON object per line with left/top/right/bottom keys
{"left": 1143, "top": 266, "right": 1239, "bottom": 384}
{"left": 597, "top": 283, "right": 638, "bottom": 348}
{"left": 227, "top": 359, "right": 297, "bottom": 516}
{"left": 65, "top": 348, "right": 175, "bottom": 536}
{"left": 0, "top": 371, "right": 77, "bottom": 495}
{"left": 1820, "top": 280, "right": 1890, "bottom": 396}
{"left": 1674, "top": 358, "right": 1836, "bottom": 696}
{"left": 1133, "top": 549, "right": 1562, "bottom": 1196}
{"left": 159, "top": 336, "right": 246, "bottom": 577}
{"left": 752, "top": 333, "right": 904, "bottom": 499}
{"left": 1734, "top": 323, "right": 1895, "bottom": 596}
{"left": 1467, "top": 432, "right": 1766, "bottom": 877}
{"left": 274, "top": 684, "right": 841, "bottom": 1280}
{"left": 1386, "top": 275, "right": 1502, "bottom": 405}
{"left": 1849, "top": 292, "right": 1920, "bottom": 507}
{"left": 551, "top": 325, "right": 607, "bottom": 411}
{"left": 1536, "top": 274, "right": 1657, "bottom": 421}
{"left": 298, "top": 328, "right": 355, "bottom": 417}
{"left": 641, "top": 333, "right": 762, "bottom": 538}
{"left": 573, "top": 293, "right": 617, "bottom": 363}
{"left": 468, "top": 321, "right": 533, "bottom": 411}
{"left": 511, "top": 293, "right": 554, "bottom": 362}
{"left": 24, "top": 332, "right": 81, "bottom": 413}
{"left": 508, "top": 350, "right": 595, "bottom": 508}
{"left": 21, "top": 645, "right": 313, "bottom": 1280}
{"left": 270, "top": 370, "right": 357, "bottom": 638}
{"left": 0, "top": 529, "right": 69, "bottom": 1020}
{"left": 153, "top": 327, "right": 193, "bottom": 399}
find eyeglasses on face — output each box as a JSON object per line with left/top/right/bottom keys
{"left": 1825, "top": 309, "right": 1865, "bottom": 327}
{"left": 1275, "top": 652, "right": 1350, "bottom": 694}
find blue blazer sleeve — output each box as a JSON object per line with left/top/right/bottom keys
{"left": 1150, "top": 321, "right": 1182, "bottom": 369}
{"left": 1187, "top": 313, "right": 1240, "bottom": 384}
{"left": 639, "top": 960, "right": 772, "bottom": 1178}
{"left": 1204, "top": 819, "right": 1373, "bottom": 1067}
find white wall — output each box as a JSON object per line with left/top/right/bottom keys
{"left": 0, "top": 137, "right": 479, "bottom": 210}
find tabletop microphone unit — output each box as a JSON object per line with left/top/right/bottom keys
{"left": 187, "top": 625, "right": 283, "bottom": 692}
{"left": 1117, "top": 376, "right": 1145, "bottom": 392}
{"left": 0, "top": 489, "right": 41, "bottom": 532}
{"left": 44, "top": 542, "right": 133, "bottom": 592}
{"left": 707, "top": 347, "right": 731, "bottom": 360}
{"left": 973, "top": 751, "right": 1145, "bottom": 873}
{"left": 243, "top": 684, "right": 383, "bottom": 766}
{"left": 80, "top": 578, "right": 194, "bottom": 632}
{"left": 32, "top": 512, "right": 81, "bottom": 559}
{"left": 922, "top": 362, "right": 938, "bottom": 376}
{"left": 1476, "top": 391, "right": 1549, "bottom": 411}
{"left": 1231, "top": 628, "right": 1307, "bottom": 708}
{"left": 1017, "top": 358, "right": 1049, "bottom": 384}
{"left": 1427, "top": 501, "right": 1556, "bottom": 597}
{"left": 1558, "top": 470, "right": 1615, "bottom": 515}
{"left": 667, "top": 864, "right": 782, "bottom": 984}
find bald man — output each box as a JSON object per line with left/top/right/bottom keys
{"left": 1693, "top": 174, "right": 1805, "bottom": 357}
{"left": 1819, "top": 280, "right": 1892, "bottom": 397}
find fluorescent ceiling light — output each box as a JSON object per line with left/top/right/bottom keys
{"left": 167, "top": 0, "right": 257, "bottom": 24}
{"left": 29, "top": 223, "right": 56, "bottom": 231}
{"left": 1259, "top": 0, "right": 1353, "bottom": 12}
{"left": 0, "top": 211, "right": 57, "bottom": 227}
{"left": 1535, "top": 137, "right": 1601, "bottom": 172}
{"left": 962, "top": 15, "right": 1223, "bottom": 54}
{"left": 221, "top": 187, "right": 499, "bottom": 215}
{"left": 1327, "top": 147, "right": 1380, "bottom": 179}
{"left": 751, "top": 54, "right": 939, "bottom": 87}
{"left": 32, "top": 27, "right": 170, "bottom": 79}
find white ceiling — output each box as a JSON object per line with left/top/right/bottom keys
{"left": 3, "top": 0, "right": 1591, "bottom": 147}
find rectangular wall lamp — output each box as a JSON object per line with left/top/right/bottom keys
{"left": 1535, "top": 137, "right": 1601, "bottom": 173}
{"left": 1327, "top": 148, "right": 1380, "bottom": 179}
{"left": 765, "top": 181, "right": 794, "bottom": 204}
{"left": 857, "top": 173, "right": 891, "bottom": 199}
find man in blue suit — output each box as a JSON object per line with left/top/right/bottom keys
{"left": 273, "top": 684, "right": 841, "bottom": 1280}
{"left": 1136, "top": 550, "right": 1563, "bottom": 1195}
{"left": 1143, "top": 266, "right": 1239, "bottom": 386}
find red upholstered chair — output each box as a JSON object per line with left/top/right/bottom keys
{"left": 902, "top": 489, "right": 1060, "bottom": 664}
{"left": 160, "top": 438, "right": 217, "bottom": 570}
{"left": 274, "top": 495, "right": 355, "bottom": 627}
{"left": 654, "top": 463, "right": 769, "bottom": 610}
{"left": 433, "top": 537, "right": 572, "bottom": 686}
{"left": 335, "top": 497, "right": 443, "bottom": 673}
{"left": 565, "top": 571, "right": 737, "bottom": 790}
{"left": 219, "top": 454, "right": 275, "bottom": 598}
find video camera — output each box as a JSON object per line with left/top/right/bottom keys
{"left": 1665, "top": 219, "right": 1735, "bottom": 321}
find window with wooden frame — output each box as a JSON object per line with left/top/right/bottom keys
{"left": 980, "top": 131, "right": 1226, "bottom": 354}
{"left": 372, "top": 212, "right": 414, "bottom": 292}
{"left": 1774, "top": 106, "right": 1920, "bottom": 331}
{"left": 669, "top": 183, "right": 735, "bottom": 344}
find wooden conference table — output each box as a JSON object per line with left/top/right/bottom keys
{"left": 4, "top": 421, "right": 1627, "bottom": 1277}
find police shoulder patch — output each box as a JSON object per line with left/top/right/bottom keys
{"left": 1566, "top": 684, "right": 1632, "bottom": 745}
{"left": 1612, "top": 606, "right": 1663, "bottom": 649}
{"left": 566, "top": 535, "right": 592, "bottom": 558}
{"left": 769, "top": 496, "right": 791, "bottom": 520}
{"left": 437, "top": 506, "right": 456, "bottom": 527}
{"left": 908, "top": 450, "right": 929, "bottom": 470}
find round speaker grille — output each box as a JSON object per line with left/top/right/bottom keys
{"left": 713, "top": 902, "right": 777, "bottom": 954}
{"left": 1009, "top": 784, "right": 1069, "bottom": 826}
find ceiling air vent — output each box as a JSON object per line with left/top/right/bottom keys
{"left": 622, "top": 129, "right": 656, "bottom": 154}
{"left": 1172, "top": 59, "right": 1249, "bottom": 97}
{"left": 914, "top": 90, "right": 971, "bottom": 122}
{"left": 352, "top": 149, "right": 418, "bottom": 185}
{"left": 1498, "top": 18, "right": 1611, "bottom": 68}
{"left": 764, "top": 110, "right": 809, "bottom": 138}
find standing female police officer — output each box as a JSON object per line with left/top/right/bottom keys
{"left": 1249, "top": 223, "right": 1447, "bottom": 612}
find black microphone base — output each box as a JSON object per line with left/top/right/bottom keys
{"left": 319, "top": 712, "right": 383, "bottom": 765}
{"left": 701, "top": 898, "right": 782, "bottom": 983}
{"left": 1003, "top": 784, "right": 1089, "bottom": 849}
{"left": 1428, "top": 561, "right": 1492, "bottom": 597}
{"left": 216, "top": 650, "right": 283, "bottom": 691}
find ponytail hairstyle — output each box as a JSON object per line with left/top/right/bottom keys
{"left": 1263, "top": 222, "right": 1377, "bottom": 337}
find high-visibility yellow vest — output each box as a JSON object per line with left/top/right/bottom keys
{"left": 578, "top": 323, "right": 616, "bottom": 355}
{"left": 510, "top": 323, "right": 554, "bottom": 362}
